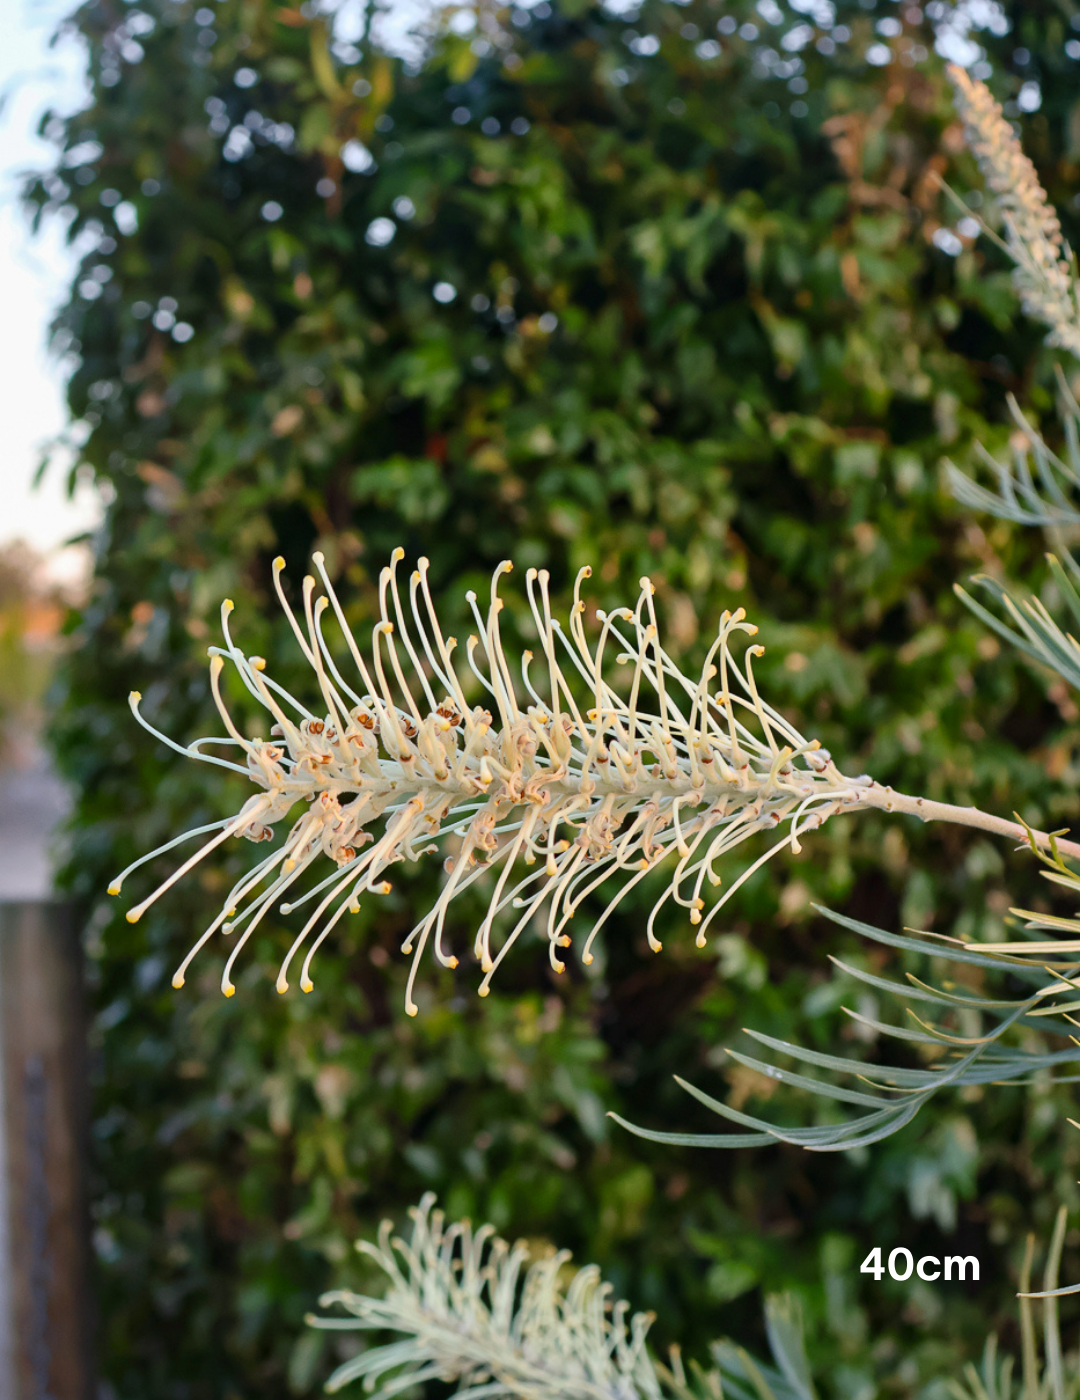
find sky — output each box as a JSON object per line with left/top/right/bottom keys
{"left": 0, "top": 0, "right": 101, "bottom": 582}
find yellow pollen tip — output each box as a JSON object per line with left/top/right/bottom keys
{"left": 447, "top": 956, "right": 459, "bottom": 969}
{"left": 126, "top": 910, "right": 140, "bottom": 923}
{"left": 276, "top": 979, "right": 288, "bottom": 994}
{"left": 107, "top": 884, "right": 120, "bottom": 896}
{"left": 379, "top": 882, "right": 392, "bottom": 895}
{"left": 223, "top": 984, "right": 236, "bottom": 998}
{"left": 223, "top": 599, "right": 234, "bottom": 611}
{"left": 392, "top": 547, "right": 405, "bottom": 561}
{"left": 478, "top": 985, "right": 490, "bottom": 997}
{"left": 172, "top": 973, "right": 185, "bottom": 989}
{"left": 349, "top": 903, "right": 360, "bottom": 914}
{"left": 583, "top": 953, "right": 593, "bottom": 965}
{"left": 274, "top": 556, "right": 285, "bottom": 571}
{"left": 690, "top": 910, "right": 702, "bottom": 925}
{"left": 553, "top": 961, "right": 565, "bottom": 974}
{"left": 406, "top": 1003, "right": 419, "bottom": 1016}
{"left": 695, "top": 933, "right": 706, "bottom": 948}
{"left": 301, "top": 978, "right": 314, "bottom": 993}
{"left": 129, "top": 690, "right": 142, "bottom": 703}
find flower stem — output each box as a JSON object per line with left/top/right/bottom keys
{"left": 857, "top": 783, "right": 1080, "bottom": 862}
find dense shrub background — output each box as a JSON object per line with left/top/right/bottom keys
{"left": 31, "top": 0, "right": 1080, "bottom": 1394}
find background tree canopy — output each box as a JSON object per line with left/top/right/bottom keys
{"left": 30, "top": 0, "right": 1080, "bottom": 1395}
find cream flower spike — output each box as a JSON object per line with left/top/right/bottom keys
{"left": 948, "top": 64, "right": 1080, "bottom": 358}
{"left": 112, "top": 551, "right": 1080, "bottom": 1012}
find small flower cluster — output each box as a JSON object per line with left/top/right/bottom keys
{"left": 112, "top": 551, "right": 865, "bottom": 1008}
{"left": 948, "top": 64, "right": 1080, "bottom": 358}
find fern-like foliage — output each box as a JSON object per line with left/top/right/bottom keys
{"left": 957, "top": 555, "right": 1080, "bottom": 692}
{"left": 614, "top": 900, "right": 1080, "bottom": 1153}
{"left": 947, "top": 373, "right": 1080, "bottom": 539}
{"left": 307, "top": 1194, "right": 816, "bottom": 1400}
{"left": 947, "top": 370, "right": 1080, "bottom": 684}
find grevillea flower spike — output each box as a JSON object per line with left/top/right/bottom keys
{"left": 948, "top": 64, "right": 1080, "bottom": 358}
{"left": 112, "top": 552, "right": 1080, "bottom": 1012}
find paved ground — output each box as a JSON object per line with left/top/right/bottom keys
{"left": 0, "top": 745, "right": 69, "bottom": 901}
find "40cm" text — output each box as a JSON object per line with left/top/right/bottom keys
{"left": 861, "top": 1247, "right": 979, "bottom": 1282}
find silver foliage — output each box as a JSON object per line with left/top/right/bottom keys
{"left": 307, "top": 1194, "right": 816, "bottom": 1400}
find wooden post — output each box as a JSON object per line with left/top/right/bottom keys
{"left": 0, "top": 902, "right": 93, "bottom": 1400}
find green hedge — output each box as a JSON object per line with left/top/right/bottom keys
{"left": 32, "top": 0, "right": 1080, "bottom": 1394}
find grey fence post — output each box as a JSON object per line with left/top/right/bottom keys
{"left": 0, "top": 902, "right": 93, "bottom": 1400}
